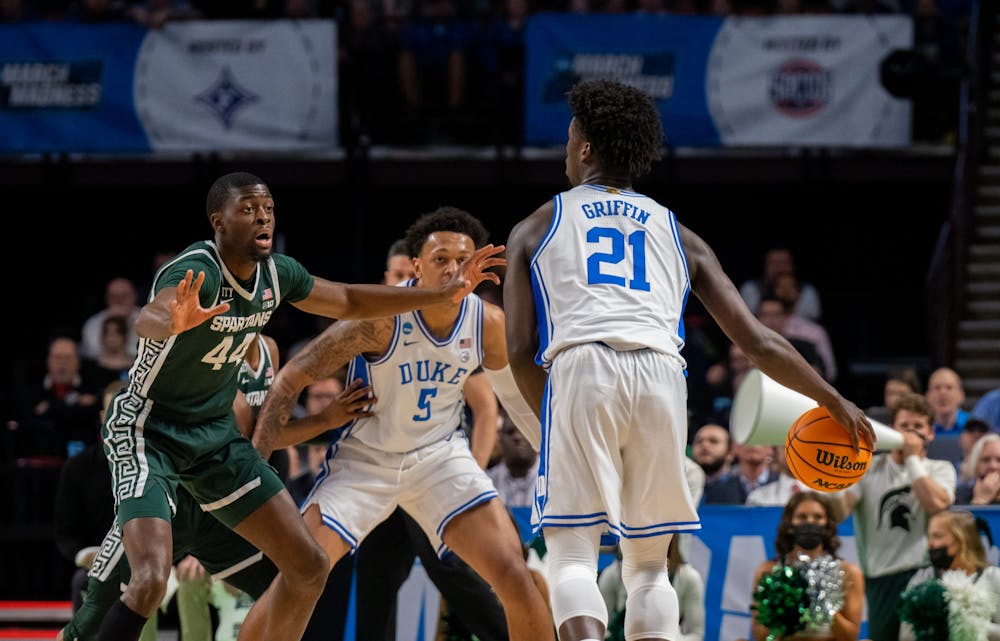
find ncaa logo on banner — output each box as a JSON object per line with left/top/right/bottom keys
{"left": 133, "top": 19, "right": 337, "bottom": 152}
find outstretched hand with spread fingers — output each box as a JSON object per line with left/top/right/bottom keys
{"left": 169, "top": 269, "right": 231, "bottom": 335}
{"left": 445, "top": 244, "right": 506, "bottom": 303}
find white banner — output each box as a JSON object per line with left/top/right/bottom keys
{"left": 706, "top": 15, "right": 911, "bottom": 147}
{"left": 133, "top": 20, "right": 337, "bottom": 152}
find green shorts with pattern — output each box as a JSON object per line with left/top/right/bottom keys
{"left": 102, "top": 410, "right": 284, "bottom": 529}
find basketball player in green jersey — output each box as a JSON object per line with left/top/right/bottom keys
{"left": 98, "top": 172, "right": 503, "bottom": 641}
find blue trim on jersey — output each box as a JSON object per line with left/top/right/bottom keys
{"left": 434, "top": 489, "right": 499, "bottom": 558}
{"left": 667, "top": 209, "right": 692, "bottom": 362}
{"left": 537, "top": 513, "right": 702, "bottom": 538}
{"left": 531, "top": 377, "right": 554, "bottom": 537}
{"left": 530, "top": 265, "right": 554, "bottom": 369}
{"left": 371, "top": 317, "right": 401, "bottom": 366}
{"left": 529, "top": 193, "right": 562, "bottom": 266}
{"left": 301, "top": 441, "right": 339, "bottom": 508}
{"left": 414, "top": 296, "right": 468, "bottom": 347}
{"left": 475, "top": 298, "right": 484, "bottom": 366}
{"left": 321, "top": 513, "right": 359, "bottom": 552}
{"left": 528, "top": 194, "right": 561, "bottom": 368}
{"left": 340, "top": 355, "right": 374, "bottom": 441}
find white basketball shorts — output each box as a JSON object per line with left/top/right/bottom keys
{"left": 533, "top": 342, "right": 701, "bottom": 539}
{"left": 302, "top": 430, "right": 497, "bottom": 558}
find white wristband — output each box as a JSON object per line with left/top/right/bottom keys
{"left": 905, "top": 455, "right": 928, "bottom": 481}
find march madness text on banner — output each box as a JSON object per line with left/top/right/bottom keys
{"left": 0, "top": 20, "right": 337, "bottom": 153}
{"left": 524, "top": 13, "right": 912, "bottom": 148}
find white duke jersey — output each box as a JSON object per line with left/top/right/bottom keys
{"left": 531, "top": 184, "right": 690, "bottom": 369}
{"left": 341, "top": 286, "right": 484, "bottom": 453}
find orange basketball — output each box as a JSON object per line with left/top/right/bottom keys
{"left": 785, "top": 406, "right": 873, "bottom": 493}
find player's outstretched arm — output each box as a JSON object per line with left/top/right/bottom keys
{"left": 294, "top": 244, "right": 505, "bottom": 320}
{"left": 681, "top": 225, "right": 875, "bottom": 452}
{"left": 253, "top": 317, "right": 392, "bottom": 458}
{"left": 136, "top": 269, "right": 231, "bottom": 340}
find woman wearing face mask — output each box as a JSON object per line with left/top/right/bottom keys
{"left": 898, "top": 509, "right": 1000, "bottom": 641}
{"left": 750, "top": 492, "right": 864, "bottom": 641}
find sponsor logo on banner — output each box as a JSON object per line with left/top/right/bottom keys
{"left": 133, "top": 20, "right": 337, "bottom": 151}
{"left": 0, "top": 61, "right": 102, "bottom": 109}
{"left": 706, "top": 15, "right": 912, "bottom": 147}
{"left": 769, "top": 59, "right": 831, "bottom": 117}
{"left": 543, "top": 52, "right": 675, "bottom": 103}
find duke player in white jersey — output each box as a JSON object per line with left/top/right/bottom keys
{"left": 503, "top": 79, "right": 877, "bottom": 641}
{"left": 249, "top": 207, "right": 555, "bottom": 641}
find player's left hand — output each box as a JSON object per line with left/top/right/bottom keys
{"left": 445, "top": 244, "right": 506, "bottom": 303}
{"left": 316, "top": 378, "right": 376, "bottom": 427}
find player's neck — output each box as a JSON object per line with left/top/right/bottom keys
{"left": 418, "top": 299, "right": 463, "bottom": 338}
{"left": 580, "top": 173, "right": 631, "bottom": 191}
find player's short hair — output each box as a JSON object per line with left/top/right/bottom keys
{"left": 206, "top": 172, "right": 267, "bottom": 219}
{"left": 568, "top": 79, "right": 663, "bottom": 179}
{"left": 386, "top": 239, "right": 410, "bottom": 265}
{"left": 404, "top": 206, "right": 490, "bottom": 258}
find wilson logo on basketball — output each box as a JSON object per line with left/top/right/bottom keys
{"left": 815, "top": 448, "right": 868, "bottom": 472}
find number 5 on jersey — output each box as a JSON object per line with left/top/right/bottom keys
{"left": 414, "top": 387, "right": 438, "bottom": 421}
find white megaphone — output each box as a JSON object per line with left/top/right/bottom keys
{"left": 730, "top": 369, "right": 904, "bottom": 450}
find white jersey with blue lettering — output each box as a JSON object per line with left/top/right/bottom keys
{"left": 530, "top": 183, "right": 689, "bottom": 369}
{"left": 342, "top": 284, "right": 484, "bottom": 453}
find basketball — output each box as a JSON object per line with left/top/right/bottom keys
{"left": 785, "top": 406, "right": 873, "bottom": 493}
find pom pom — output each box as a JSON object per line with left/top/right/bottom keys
{"left": 941, "top": 569, "right": 994, "bottom": 641}
{"left": 898, "top": 578, "right": 948, "bottom": 641}
{"left": 753, "top": 564, "right": 809, "bottom": 641}
{"left": 797, "top": 554, "right": 845, "bottom": 630}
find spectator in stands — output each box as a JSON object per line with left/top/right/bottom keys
{"left": 488, "top": 408, "right": 539, "bottom": 510}
{"left": 750, "top": 492, "right": 864, "bottom": 641}
{"left": 80, "top": 276, "right": 140, "bottom": 361}
{"left": 972, "top": 385, "right": 1000, "bottom": 429}
{"left": 955, "top": 433, "right": 1000, "bottom": 506}
{"left": 81, "top": 314, "right": 133, "bottom": 389}
{"left": 703, "top": 342, "right": 752, "bottom": 426}
{"left": 898, "top": 509, "right": 1000, "bottom": 641}
{"left": 957, "top": 417, "right": 993, "bottom": 480}
{"left": 745, "top": 445, "right": 809, "bottom": 506}
{"left": 286, "top": 377, "right": 345, "bottom": 504}
{"left": 703, "top": 443, "right": 778, "bottom": 504}
{"left": 830, "top": 392, "right": 955, "bottom": 641}
{"left": 53, "top": 379, "right": 124, "bottom": 613}
{"left": 397, "top": 0, "right": 473, "bottom": 144}
{"left": 865, "top": 365, "right": 922, "bottom": 426}
{"left": 926, "top": 366, "right": 970, "bottom": 434}
{"left": 690, "top": 423, "right": 734, "bottom": 490}
{"left": 757, "top": 293, "right": 837, "bottom": 382}
{"left": 10, "top": 336, "right": 101, "bottom": 456}
{"left": 739, "top": 247, "right": 822, "bottom": 321}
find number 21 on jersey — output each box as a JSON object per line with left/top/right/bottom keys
{"left": 586, "top": 226, "right": 650, "bottom": 291}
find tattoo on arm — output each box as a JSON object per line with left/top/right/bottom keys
{"left": 291, "top": 318, "right": 394, "bottom": 379}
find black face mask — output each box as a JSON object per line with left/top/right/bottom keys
{"left": 792, "top": 523, "right": 825, "bottom": 550}
{"left": 928, "top": 546, "right": 955, "bottom": 570}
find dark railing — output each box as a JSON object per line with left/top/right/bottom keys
{"left": 927, "top": 0, "right": 989, "bottom": 368}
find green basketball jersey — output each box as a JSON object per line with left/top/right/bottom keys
{"left": 237, "top": 334, "right": 276, "bottom": 422}
{"left": 129, "top": 240, "right": 311, "bottom": 423}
